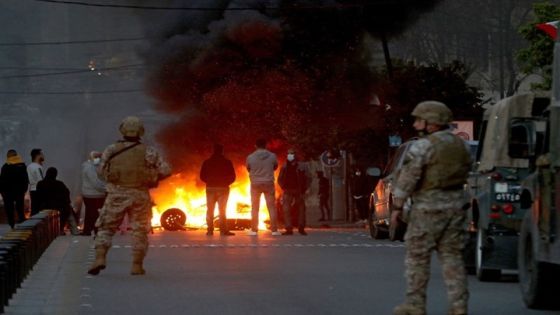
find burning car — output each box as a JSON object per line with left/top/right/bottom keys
{"left": 150, "top": 169, "right": 271, "bottom": 232}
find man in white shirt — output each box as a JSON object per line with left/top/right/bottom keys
{"left": 27, "top": 148, "right": 45, "bottom": 215}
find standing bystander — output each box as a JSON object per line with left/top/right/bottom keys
{"left": 27, "top": 148, "right": 45, "bottom": 216}
{"left": 278, "top": 149, "right": 310, "bottom": 235}
{"left": 81, "top": 151, "right": 106, "bottom": 236}
{"left": 317, "top": 171, "right": 331, "bottom": 221}
{"left": 0, "top": 150, "right": 29, "bottom": 228}
{"left": 246, "top": 138, "right": 280, "bottom": 236}
{"left": 351, "top": 168, "right": 370, "bottom": 223}
{"left": 200, "top": 144, "right": 236, "bottom": 236}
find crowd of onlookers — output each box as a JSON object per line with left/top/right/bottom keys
{"left": 201, "top": 139, "right": 372, "bottom": 237}
{"left": 0, "top": 143, "right": 369, "bottom": 236}
{"left": 0, "top": 148, "right": 111, "bottom": 235}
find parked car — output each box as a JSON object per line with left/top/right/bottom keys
{"left": 369, "top": 138, "right": 479, "bottom": 242}
{"left": 368, "top": 139, "right": 416, "bottom": 241}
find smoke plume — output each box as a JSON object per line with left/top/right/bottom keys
{"left": 143, "top": 0, "right": 442, "bottom": 171}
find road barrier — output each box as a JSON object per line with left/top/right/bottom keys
{"left": 0, "top": 210, "right": 60, "bottom": 313}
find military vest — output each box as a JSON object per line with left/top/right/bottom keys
{"left": 418, "top": 133, "right": 471, "bottom": 191}
{"left": 104, "top": 142, "right": 152, "bottom": 188}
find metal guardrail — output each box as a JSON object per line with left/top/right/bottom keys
{"left": 0, "top": 210, "right": 60, "bottom": 314}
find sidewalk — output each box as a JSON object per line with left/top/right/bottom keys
{"left": 3, "top": 235, "right": 91, "bottom": 315}
{"left": 0, "top": 224, "right": 11, "bottom": 237}
{"left": 308, "top": 219, "right": 368, "bottom": 229}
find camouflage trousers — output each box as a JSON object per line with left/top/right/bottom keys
{"left": 403, "top": 208, "right": 468, "bottom": 314}
{"left": 94, "top": 187, "right": 152, "bottom": 257}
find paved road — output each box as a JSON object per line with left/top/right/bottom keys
{"left": 4, "top": 228, "right": 559, "bottom": 315}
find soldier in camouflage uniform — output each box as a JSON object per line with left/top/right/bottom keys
{"left": 391, "top": 101, "right": 472, "bottom": 315}
{"left": 88, "top": 116, "right": 171, "bottom": 276}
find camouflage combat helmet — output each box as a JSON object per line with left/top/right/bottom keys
{"left": 119, "top": 116, "right": 145, "bottom": 137}
{"left": 411, "top": 101, "right": 453, "bottom": 125}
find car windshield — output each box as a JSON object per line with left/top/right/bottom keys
{"left": 383, "top": 143, "right": 408, "bottom": 176}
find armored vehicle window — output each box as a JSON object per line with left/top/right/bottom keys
{"left": 509, "top": 124, "right": 531, "bottom": 157}
{"left": 532, "top": 97, "right": 550, "bottom": 116}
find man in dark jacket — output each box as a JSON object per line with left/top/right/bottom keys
{"left": 278, "top": 149, "right": 310, "bottom": 235}
{"left": 317, "top": 171, "right": 331, "bottom": 221}
{"left": 36, "top": 167, "right": 73, "bottom": 235}
{"left": 0, "top": 150, "right": 29, "bottom": 228}
{"left": 351, "top": 168, "right": 371, "bottom": 222}
{"left": 200, "top": 144, "right": 236, "bottom": 236}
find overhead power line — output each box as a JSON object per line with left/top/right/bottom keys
{"left": 0, "top": 66, "right": 92, "bottom": 71}
{"left": 0, "top": 88, "right": 144, "bottom": 95}
{"left": 0, "top": 63, "right": 144, "bottom": 79}
{"left": 33, "top": 0, "right": 385, "bottom": 10}
{"left": 0, "top": 36, "right": 150, "bottom": 46}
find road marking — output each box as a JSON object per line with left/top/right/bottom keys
{"left": 106, "top": 243, "right": 405, "bottom": 248}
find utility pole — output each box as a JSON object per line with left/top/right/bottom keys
{"left": 380, "top": 31, "right": 393, "bottom": 79}
{"left": 498, "top": 0, "right": 505, "bottom": 99}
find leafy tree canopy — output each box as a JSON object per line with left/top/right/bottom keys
{"left": 376, "top": 60, "right": 483, "bottom": 141}
{"left": 517, "top": 1, "right": 560, "bottom": 91}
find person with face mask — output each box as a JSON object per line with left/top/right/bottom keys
{"left": 278, "top": 149, "right": 310, "bottom": 235}
{"left": 391, "top": 101, "right": 471, "bottom": 315}
{"left": 80, "top": 151, "right": 107, "bottom": 236}
{"left": 27, "top": 148, "right": 45, "bottom": 216}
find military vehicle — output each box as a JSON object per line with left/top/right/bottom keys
{"left": 510, "top": 28, "right": 560, "bottom": 309}
{"left": 466, "top": 93, "right": 549, "bottom": 281}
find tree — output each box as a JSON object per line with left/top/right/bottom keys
{"left": 517, "top": 1, "right": 560, "bottom": 91}
{"left": 332, "top": 61, "right": 483, "bottom": 169}
{"left": 391, "top": 0, "right": 538, "bottom": 98}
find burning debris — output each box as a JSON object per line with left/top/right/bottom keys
{"left": 150, "top": 167, "right": 270, "bottom": 230}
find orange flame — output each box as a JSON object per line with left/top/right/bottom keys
{"left": 150, "top": 167, "right": 270, "bottom": 230}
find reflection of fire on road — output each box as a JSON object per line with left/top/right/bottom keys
{"left": 150, "top": 167, "right": 269, "bottom": 230}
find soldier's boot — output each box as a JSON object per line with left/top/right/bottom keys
{"left": 87, "top": 247, "right": 108, "bottom": 275}
{"left": 393, "top": 303, "right": 426, "bottom": 315}
{"left": 131, "top": 252, "right": 146, "bottom": 275}
{"left": 448, "top": 304, "right": 467, "bottom": 315}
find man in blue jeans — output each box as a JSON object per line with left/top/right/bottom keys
{"left": 200, "top": 144, "right": 236, "bottom": 236}
{"left": 246, "top": 138, "right": 280, "bottom": 236}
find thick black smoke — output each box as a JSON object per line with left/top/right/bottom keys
{"left": 142, "top": 0, "right": 443, "bottom": 171}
